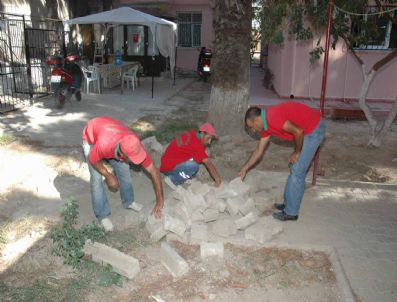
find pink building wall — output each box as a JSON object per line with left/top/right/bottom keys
{"left": 169, "top": 0, "right": 214, "bottom": 71}
{"left": 268, "top": 33, "right": 397, "bottom": 102}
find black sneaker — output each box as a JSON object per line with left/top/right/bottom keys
{"left": 272, "top": 211, "right": 298, "bottom": 221}
{"left": 274, "top": 203, "right": 285, "bottom": 211}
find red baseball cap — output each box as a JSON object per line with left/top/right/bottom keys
{"left": 119, "top": 135, "right": 147, "bottom": 164}
{"left": 199, "top": 122, "right": 217, "bottom": 137}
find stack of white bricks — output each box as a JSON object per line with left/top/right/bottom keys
{"left": 148, "top": 174, "right": 284, "bottom": 248}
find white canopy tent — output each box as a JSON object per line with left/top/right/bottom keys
{"left": 65, "top": 7, "right": 177, "bottom": 97}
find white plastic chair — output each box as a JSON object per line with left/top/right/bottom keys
{"left": 122, "top": 65, "right": 139, "bottom": 91}
{"left": 81, "top": 66, "right": 101, "bottom": 94}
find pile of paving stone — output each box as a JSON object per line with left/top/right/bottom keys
{"left": 146, "top": 176, "right": 284, "bottom": 247}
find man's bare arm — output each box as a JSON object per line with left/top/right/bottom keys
{"left": 239, "top": 136, "right": 270, "bottom": 179}
{"left": 144, "top": 163, "right": 164, "bottom": 218}
{"left": 202, "top": 158, "right": 221, "bottom": 187}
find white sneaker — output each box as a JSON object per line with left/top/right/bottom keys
{"left": 101, "top": 217, "right": 114, "bottom": 232}
{"left": 128, "top": 202, "right": 143, "bottom": 212}
{"left": 164, "top": 176, "right": 177, "bottom": 190}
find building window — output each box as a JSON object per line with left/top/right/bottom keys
{"left": 351, "top": 7, "right": 397, "bottom": 50}
{"left": 177, "top": 12, "right": 202, "bottom": 48}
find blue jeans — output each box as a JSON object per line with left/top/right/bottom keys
{"left": 283, "top": 120, "right": 326, "bottom": 216}
{"left": 164, "top": 159, "right": 200, "bottom": 185}
{"left": 82, "top": 143, "right": 135, "bottom": 220}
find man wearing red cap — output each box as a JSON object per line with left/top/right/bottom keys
{"left": 160, "top": 123, "right": 221, "bottom": 187}
{"left": 82, "top": 117, "right": 164, "bottom": 231}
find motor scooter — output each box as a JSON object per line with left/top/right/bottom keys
{"left": 197, "top": 47, "right": 212, "bottom": 82}
{"left": 46, "top": 54, "right": 83, "bottom": 109}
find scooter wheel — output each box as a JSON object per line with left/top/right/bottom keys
{"left": 55, "top": 92, "right": 65, "bottom": 109}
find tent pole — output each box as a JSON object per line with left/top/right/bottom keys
{"left": 173, "top": 46, "right": 177, "bottom": 86}
{"left": 151, "top": 56, "right": 154, "bottom": 98}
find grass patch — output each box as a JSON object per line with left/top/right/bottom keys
{"left": 0, "top": 216, "right": 39, "bottom": 244}
{"left": 129, "top": 107, "right": 207, "bottom": 144}
{"left": 0, "top": 135, "right": 17, "bottom": 146}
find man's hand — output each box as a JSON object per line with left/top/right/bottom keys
{"left": 214, "top": 178, "right": 221, "bottom": 187}
{"left": 151, "top": 201, "right": 164, "bottom": 219}
{"left": 105, "top": 174, "right": 119, "bottom": 192}
{"left": 238, "top": 168, "right": 248, "bottom": 180}
{"left": 289, "top": 151, "right": 300, "bottom": 164}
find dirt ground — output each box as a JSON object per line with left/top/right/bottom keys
{"left": 0, "top": 80, "right": 396, "bottom": 301}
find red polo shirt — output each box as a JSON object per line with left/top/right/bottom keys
{"left": 260, "top": 102, "right": 321, "bottom": 141}
{"left": 160, "top": 130, "right": 208, "bottom": 172}
{"left": 82, "top": 116, "right": 152, "bottom": 168}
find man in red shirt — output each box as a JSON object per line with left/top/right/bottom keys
{"left": 82, "top": 117, "right": 164, "bottom": 231}
{"left": 239, "top": 102, "right": 325, "bottom": 221}
{"left": 160, "top": 123, "right": 221, "bottom": 187}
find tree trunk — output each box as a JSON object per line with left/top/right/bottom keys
{"left": 350, "top": 48, "right": 397, "bottom": 147}
{"left": 208, "top": 0, "right": 252, "bottom": 135}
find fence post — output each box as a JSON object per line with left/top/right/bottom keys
{"left": 22, "top": 15, "right": 33, "bottom": 103}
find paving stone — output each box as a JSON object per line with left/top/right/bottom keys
{"left": 239, "top": 197, "right": 255, "bottom": 215}
{"left": 210, "top": 218, "right": 237, "bottom": 238}
{"left": 215, "top": 183, "right": 238, "bottom": 199}
{"left": 216, "top": 199, "right": 227, "bottom": 212}
{"left": 200, "top": 242, "right": 224, "bottom": 258}
{"left": 203, "top": 208, "right": 219, "bottom": 222}
{"left": 164, "top": 215, "right": 187, "bottom": 237}
{"left": 190, "top": 223, "right": 208, "bottom": 244}
{"left": 189, "top": 181, "right": 211, "bottom": 196}
{"left": 160, "top": 242, "right": 189, "bottom": 278}
{"left": 173, "top": 202, "right": 191, "bottom": 225}
{"left": 235, "top": 212, "right": 258, "bottom": 230}
{"left": 229, "top": 177, "right": 250, "bottom": 196}
{"left": 146, "top": 216, "right": 168, "bottom": 241}
{"left": 84, "top": 240, "right": 140, "bottom": 279}
{"left": 166, "top": 232, "right": 190, "bottom": 244}
{"left": 183, "top": 190, "right": 207, "bottom": 213}
{"left": 191, "top": 209, "right": 204, "bottom": 222}
{"left": 226, "top": 197, "right": 242, "bottom": 216}
{"left": 244, "top": 217, "right": 283, "bottom": 243}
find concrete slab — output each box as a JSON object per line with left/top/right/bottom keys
{"left": 160, "top": 242, "right": 189, "bottom": 278}
{"left": 84, "top": 240, "right": 140, "bottom": 279}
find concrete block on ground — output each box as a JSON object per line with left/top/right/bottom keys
{"left": 146, "top": 216, "right": 168, "bottom": 241}
{"left": 160, "top": 242, "right": 189, "bottom": 278}
{"left": 215, "top": 199, "right": 227, "bottom": 212}
{"left": 235, "top": 212, "right": 258, "bottom": 230}
{"left": 191, "top": 209, "right": 204, "bottom": 222}
{"left": 173, "top": 202, "right": 191, "bottom": 224}
{"left": 203, "top": 208, "right": 219, "bottom": 222}
{"left": 190, "top": 223, "right": 208, "bottom": 244}
{"left": 226, "top": 197, "right": 242, "bottom": 216}
{"left": 183, "top": 190, "right": 207, "bottom": 213}
{"left": 210, "top": 218, "right": 237, "bottom": 238}
{"left": 244, "top": 217, "right": 283, "bottom": 243}
{"left": 168, "top": 190, "right": 184, "bottom": 201}
{"left": 215, "top": 183, "right": 238, "bottom": 199}
{"left": 166, "top": 232, "right": 190, "bottom": 244}
{"left": 189, "top": 181, "right": 211, "bottom": 196}
{"left": 84, "top": 240, "right": 140, "bottom": 279}
{"left": 164, "top": 215, "right": 187, "bottom": 237}
{"left": 229, "top": 177, "right": 250, "bottom": 197}
{"left": 239, "top": 197, "right": 255, "bottom": 215}
{"left": 200, "top": 242, "right": 224, "bottom": 258}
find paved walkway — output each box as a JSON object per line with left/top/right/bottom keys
{"left": 270, "top": 173, "right": 397, "bottom": 302}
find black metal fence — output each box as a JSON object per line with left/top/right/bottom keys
{"left": 0, "top": 12, "right": 67, "bottom": 113}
